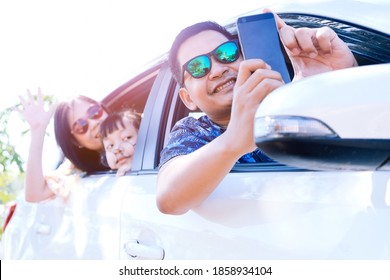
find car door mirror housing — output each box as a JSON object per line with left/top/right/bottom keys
{"left": 255, "top": 63, "right": 390, "bottom": 171}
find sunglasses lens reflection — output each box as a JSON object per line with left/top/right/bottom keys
{"left": 87, "top": 104, "right": 103, "bottom": 119}
{"left": 72, "top": 119, "right": 88, "bottom": 134}
{"left": 187, "top": 55, "right": 211, "bottom": 79}
{"left": 72, "top": 104, "right": 103, "bottom": 135}
{"left": 215, "top": 41, "right": 239, "bottom": 63}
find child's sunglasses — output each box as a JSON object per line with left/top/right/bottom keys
{"left": 181, "top": 39, "right": 240, "bottom": 85}
{"left": 71, "top": 103, "right": 104, "bottom": 135}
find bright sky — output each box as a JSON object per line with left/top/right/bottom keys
{"left": 0, "top": 0, "right": 270, "bottom": 110}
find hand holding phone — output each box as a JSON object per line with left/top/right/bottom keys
{"left": 237, "top": 13, "right": 291, "bottom": 83}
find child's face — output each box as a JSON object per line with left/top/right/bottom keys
{"left": 103, "top": 120, "right": 138, "bottom": 171}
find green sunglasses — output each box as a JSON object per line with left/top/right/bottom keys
{"left": 181, "top": 39, "right": 240, "bottom": 85}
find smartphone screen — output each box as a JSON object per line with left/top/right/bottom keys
{"left": 237, "top": 13, "right": 291, "bottom": 83}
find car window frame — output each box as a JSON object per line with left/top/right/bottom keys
{"left": 134, "top": 62, "right": 177, "bottom": 172}
{"left": 150, "top": 13, "right": 390, "bottom": 173}
{"left": 95, "top": 13, "right": 390, "bottom": 175}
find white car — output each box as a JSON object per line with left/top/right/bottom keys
{"left": 2, "top": 0, "right": 390, "bottom": 259}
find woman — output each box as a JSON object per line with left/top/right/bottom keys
{"left": 54, "top": 94, "right": 110, "bottom": 172}
{"left": 18, "top": 89, "right": 110, "bottom": 202}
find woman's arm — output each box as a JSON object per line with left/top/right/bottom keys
{"left": 17, "top": 89, "right": 57, "bottom": 202}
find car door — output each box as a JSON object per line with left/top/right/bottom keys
{"left": 118, "top": 13, "right": 390, "bottom": 260}
{"left": 1, "top": 62, "right": 165, "bottom": 260}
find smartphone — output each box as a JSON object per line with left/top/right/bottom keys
{"left": 237, "top": 13, "right": 291, "bottom": 83}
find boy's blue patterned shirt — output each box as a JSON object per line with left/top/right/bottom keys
{"left": 159, "top": 115, "right": 273, "bottom": 168}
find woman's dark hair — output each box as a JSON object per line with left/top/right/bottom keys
{"left": 168, "top": 21, "right": 236, "bottom": 86}
{"left": 54, "top": 95, "right": 110, "bottom": 173}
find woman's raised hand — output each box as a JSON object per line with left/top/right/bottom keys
{"left": 16, "top": 88, "right": 57, "bottom": 130}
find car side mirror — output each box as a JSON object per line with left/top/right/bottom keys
{"left": 254, "top": 63, "right": 390, "bottom": 171}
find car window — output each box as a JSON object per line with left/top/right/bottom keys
{"left": 156, "top": 13, "right": 390, "bottom": 172}
{"left": 87, "top": 62, "right": 164, "bottom": 174}
{"left": 280, "top": 14, "right": 390, "bottom": 65}
{"left": 97, "top": 13, "right": 390, "bottom": 173}
{"left": 102, "top": 64, "right": 162, "bottom": 114}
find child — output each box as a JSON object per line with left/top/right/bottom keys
{"left": 100, "top": 110, "right": 141, "bottom": 177}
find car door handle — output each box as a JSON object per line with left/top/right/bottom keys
{"left": 35, "top": 223, "right": 51, "bottom": 235}
{"left": 124, "top": 240, "right": 165, "bottom": 260}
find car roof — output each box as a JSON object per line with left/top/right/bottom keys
{"left": 224, "top": 0, "right": 390, "bottom": 35}
{"left": 136, "top": 0, "right": 389, "bottom": 77}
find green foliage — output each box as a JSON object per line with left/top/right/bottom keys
{"left": 0, "top": 107, "right": 24, "bottom": 173}
{"left": 0, "top": 172, "right": 19, "bottom": 202}
{"left": 0, "top": 172, "right": 23, "bottom": 235}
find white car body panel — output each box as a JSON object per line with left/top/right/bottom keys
{"left": 3, "top": 174, "right": 126, "bottom": 259}
{"left": 4, "top": 170, "right": 390, "bottom": 259}
{"left": 121, "top": 172, "right": 390, "bottom": 259}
